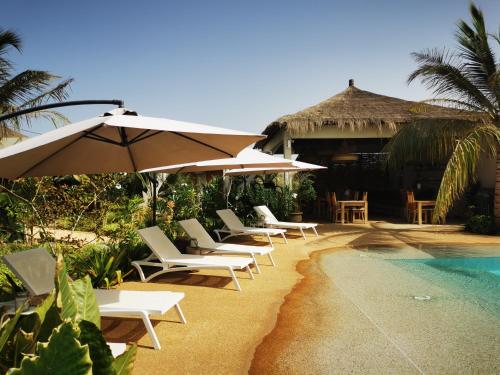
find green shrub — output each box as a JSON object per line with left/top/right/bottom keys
{"left": 293, "top": 173, "right": 317, "bottom": 212}
{"left": 465, "top": 215, "right": 496, "bottom": 235}
{"left": 66, "top": 244, "right": 127, "bottom": 289}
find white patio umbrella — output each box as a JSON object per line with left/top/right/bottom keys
{"left": 0, "top": 108, "right": 265, "bottom": 224}
{"left": 224, "top": 160, "right": 327, "bottom": 176}
{"left": 0, "top": 108, "right": 264, "bottom": 179}
{"left": 140, "top": 148, "right": 293, "bottom": 174}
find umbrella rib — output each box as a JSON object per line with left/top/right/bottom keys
{"left": 82, "top": 133, "right": 122, "bottom": 146}
{"left": 128, "top": 129, "right": 156, "bottom": 144}
{"left": 16, "top": 124, "right": 105, "bottom": 178}
{"left": 170, "top": 132, "right": 234, "bottom": 157}
{"left": 117, "top": 127, "right": 138, "bottom": 171}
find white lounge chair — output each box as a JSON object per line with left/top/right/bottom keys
{"left": 215, "top": 209, "right": 287, "bottom": 245}
{"left": 179, "top": 218, "right": 276, "bottom": 274}
{"left": 254, "top": 205, "right": 319, "bottom": 240}
{"left": 2, "top": 248, "right": 186, "bottom": 350}
{"left": 135, "top": 226, "right": 254, "bottom": 291}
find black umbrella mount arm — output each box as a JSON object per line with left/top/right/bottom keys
{"left": 0, "top": 99, "right": 124, "bottom": 123}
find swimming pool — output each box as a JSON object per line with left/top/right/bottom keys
{"left": 390, "top": 251, "right": 500, "bottom": 318}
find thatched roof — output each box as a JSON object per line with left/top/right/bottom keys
{"left": 255, "top": 80, "right": 479, "bottom": 148}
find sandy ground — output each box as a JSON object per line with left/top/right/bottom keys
{"left": 100, "top": 221, "right": 500, "bottom": 374}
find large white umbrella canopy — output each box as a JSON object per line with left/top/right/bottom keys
{"left": 141, "top": 148, "right": 293, "bottom": 174}
{"left": 0, "top": 108, "right": 265, "bottom": 179}
{"left": 224, "top": 160, "right": 327, "bottom": 176}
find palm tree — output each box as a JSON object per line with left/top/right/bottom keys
{"left": 0, "top": 28, "right": 72, "bottom": 139}
{"left": 385, "top": 3, "right": 499, "bottom": 225}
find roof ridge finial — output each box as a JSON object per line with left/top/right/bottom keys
{"left": 348, "top": 79, "right": 354, "bottom": 87}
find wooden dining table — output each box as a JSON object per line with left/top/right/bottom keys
{"left": 337, "top": 200, "right": 368, "bottom": 224}
{"left": 415, "top": 200, "right": 436, "bottom": 225}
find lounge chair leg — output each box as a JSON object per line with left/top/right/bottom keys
{"left": 267, "top": 252, "right": 276, "bottom": 267}
{"left": 132, "top": 263, "right": 146, "bottom": 282}
{"left": 281, "top": 232, "right": 288, "bottom": 244}
{"left": 214, "top": 230, "right": 222, "bottom": 242}
{"left": 246, "top": 265, "right": 255, "bottom": 280}
{"left": 228, "top": 267, "right": 241, "bottom": 291}
{"left": 139, "top": 311, "right": 161, "bottom": 350}
{"left": 300, "top": 228, "right": 306, "bottom": 240}
{"left": 312, "top": 226, "right": 318, "bottom": 236}
{"left": 252, "top": 254, "right": 261, "bottom": 274}
{"left": 266, "top": 233, "right": 273, "bottom": 245}
{"left": 175, "top": 303, "right": 187, "bottom": 324}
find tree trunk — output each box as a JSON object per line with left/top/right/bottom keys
{"left": 495, "top": 147, "right": 500, "bottom": 229}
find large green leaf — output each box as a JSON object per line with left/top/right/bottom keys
{"left": 7, "top": 321, "right": 92, "bottom": 375}
{"left": 0, "top": 304, "right": 25, "bottom": 353}
{"left": 55, "top": 255, "right": 78, "bottom": 322}
{"left": 72, "top": 276, "right": 100, "bottom": 328}
{"left": 113, "top": 344, "right": 137, "bottom": 375}
{"left": 34, "top": 292, "right": 55, "bottom": 325}
{"left": 78, "top": 320, "right": 115, "bottom": 375}
{"left": 37, "top": 302, "right": 62, "bottom": 343}
{"left": 12, "top": 330, "right": 35, "bottom": 368}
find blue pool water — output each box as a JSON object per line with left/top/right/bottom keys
{"left": 390, "top": 252, "right": 500, "bottom": 318}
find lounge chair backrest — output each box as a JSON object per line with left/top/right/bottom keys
{"left": 137, "top": 226, "right": 182, "bottom": 261}
{"left": 254, "top": 206, "right": 278, "bottom": 224}
{"left": 216, "top": 209, "right": 245, "bottom": 230}
{"left": 2, "top": 248, "right": 55, "bottom": 296}
{"left": 179, "top": 219, "right": 216, "bottom": 248}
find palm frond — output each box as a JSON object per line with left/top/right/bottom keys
{"left": 408, "top": 48, "right": 496, "bottom": 115}
{"left": 455, "top": 3, "right": 499, "bottom": 106}
{"left": 383, "top": 119, "right": 479, "bottom": 169}
{"left": 0, "top": 29, "right": 21, "bottom": 54}
{"left": 0, "top": 29, "right": 22, "bottom": 86}
{"left": 433, "top": 124, "right": 500, "bottom": 222}
{"left": 18, "top": 109, "right": 70, "bottom": 129}
{"left": 413, "top": 98, "right": 484, "bottom": 113}
{"left": 0, "top": 70, "right": 58, "bottom": 106}
{"left": 19, "top": 78, "right": 73, "bottom": 108}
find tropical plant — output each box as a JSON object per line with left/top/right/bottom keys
{"left": 465, "top": 214, "right": 496, "bottom": 234}
{"left": 66, "top": 244, "right": 127, "bottom": 289}
{"left": 292, "top": 173, "right": 317, "bottom": 212}
{"left": 0, "top": 193, "right": 23, "bottom": 242}
{"left": 384, "top": 3, "right": 500, "bottom": 223}
{"left": 0, "top": 255, "right": 136, "bottom": 374}
{"left": 0, "top": 28, "right": 72, "bottom": 137}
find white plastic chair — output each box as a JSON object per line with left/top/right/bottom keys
{"left": 2, "top": 248, "right": 186, "bottom": 350}
{"left": 215, "top": 209, "right": 287, "bottom": 245}
{"left": 179, "top": 218, "right": 276, "bottom": 273}
{"left": 135, "top": 226, "right": 254, "bottom": 291}
{"left": 254, "top": 205, "right": 319, "bottom": 239}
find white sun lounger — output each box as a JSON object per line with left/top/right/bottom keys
{"left": 179, "top": 218, "right": 276, "bottom": 274}
{"left": 215, "top": 209, "right": 287, "bottom": 245}
{"left": 254, "top": 205, "right": 319, "bottom": 240}
{"left": 135, "top": 226, "right": 254, "bottom": 291}
{"left": 2, "top": 248, "right": 186, "bottom": 350}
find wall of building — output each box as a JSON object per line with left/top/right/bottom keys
{"left": 477, "top": 152, "right": 496, "bottom": 189}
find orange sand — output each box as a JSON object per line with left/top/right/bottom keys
{"left": 100, "top": 222, "right": 499, "bottom": 374}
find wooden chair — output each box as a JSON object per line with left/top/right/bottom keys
{"left": 324, "top": 191, "right": 332, "bottom": 220}
{"left": 330, "top": 192, "right": 349, "bottom": 223}
{"left": 314, "top": 195, "right": 328, "bottom": 219}
{"left": 406, "top": 191, "right": 417, "bottom": 223}
{"left": 406, "top": 191, "right": 433, "bottom": 223}
{"left": 352, "top": 192, "right": 368, "bottom": 222}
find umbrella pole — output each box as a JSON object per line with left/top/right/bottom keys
{"left": 152, "top": 173, "right": 158, "bottom": 225}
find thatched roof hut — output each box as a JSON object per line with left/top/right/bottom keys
{"left": 256, "top": 79, "right": 478, "bottom": 148}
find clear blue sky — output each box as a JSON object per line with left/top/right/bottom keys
{"left": 2, "top": 0, "right": 499, "bottom": 136}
